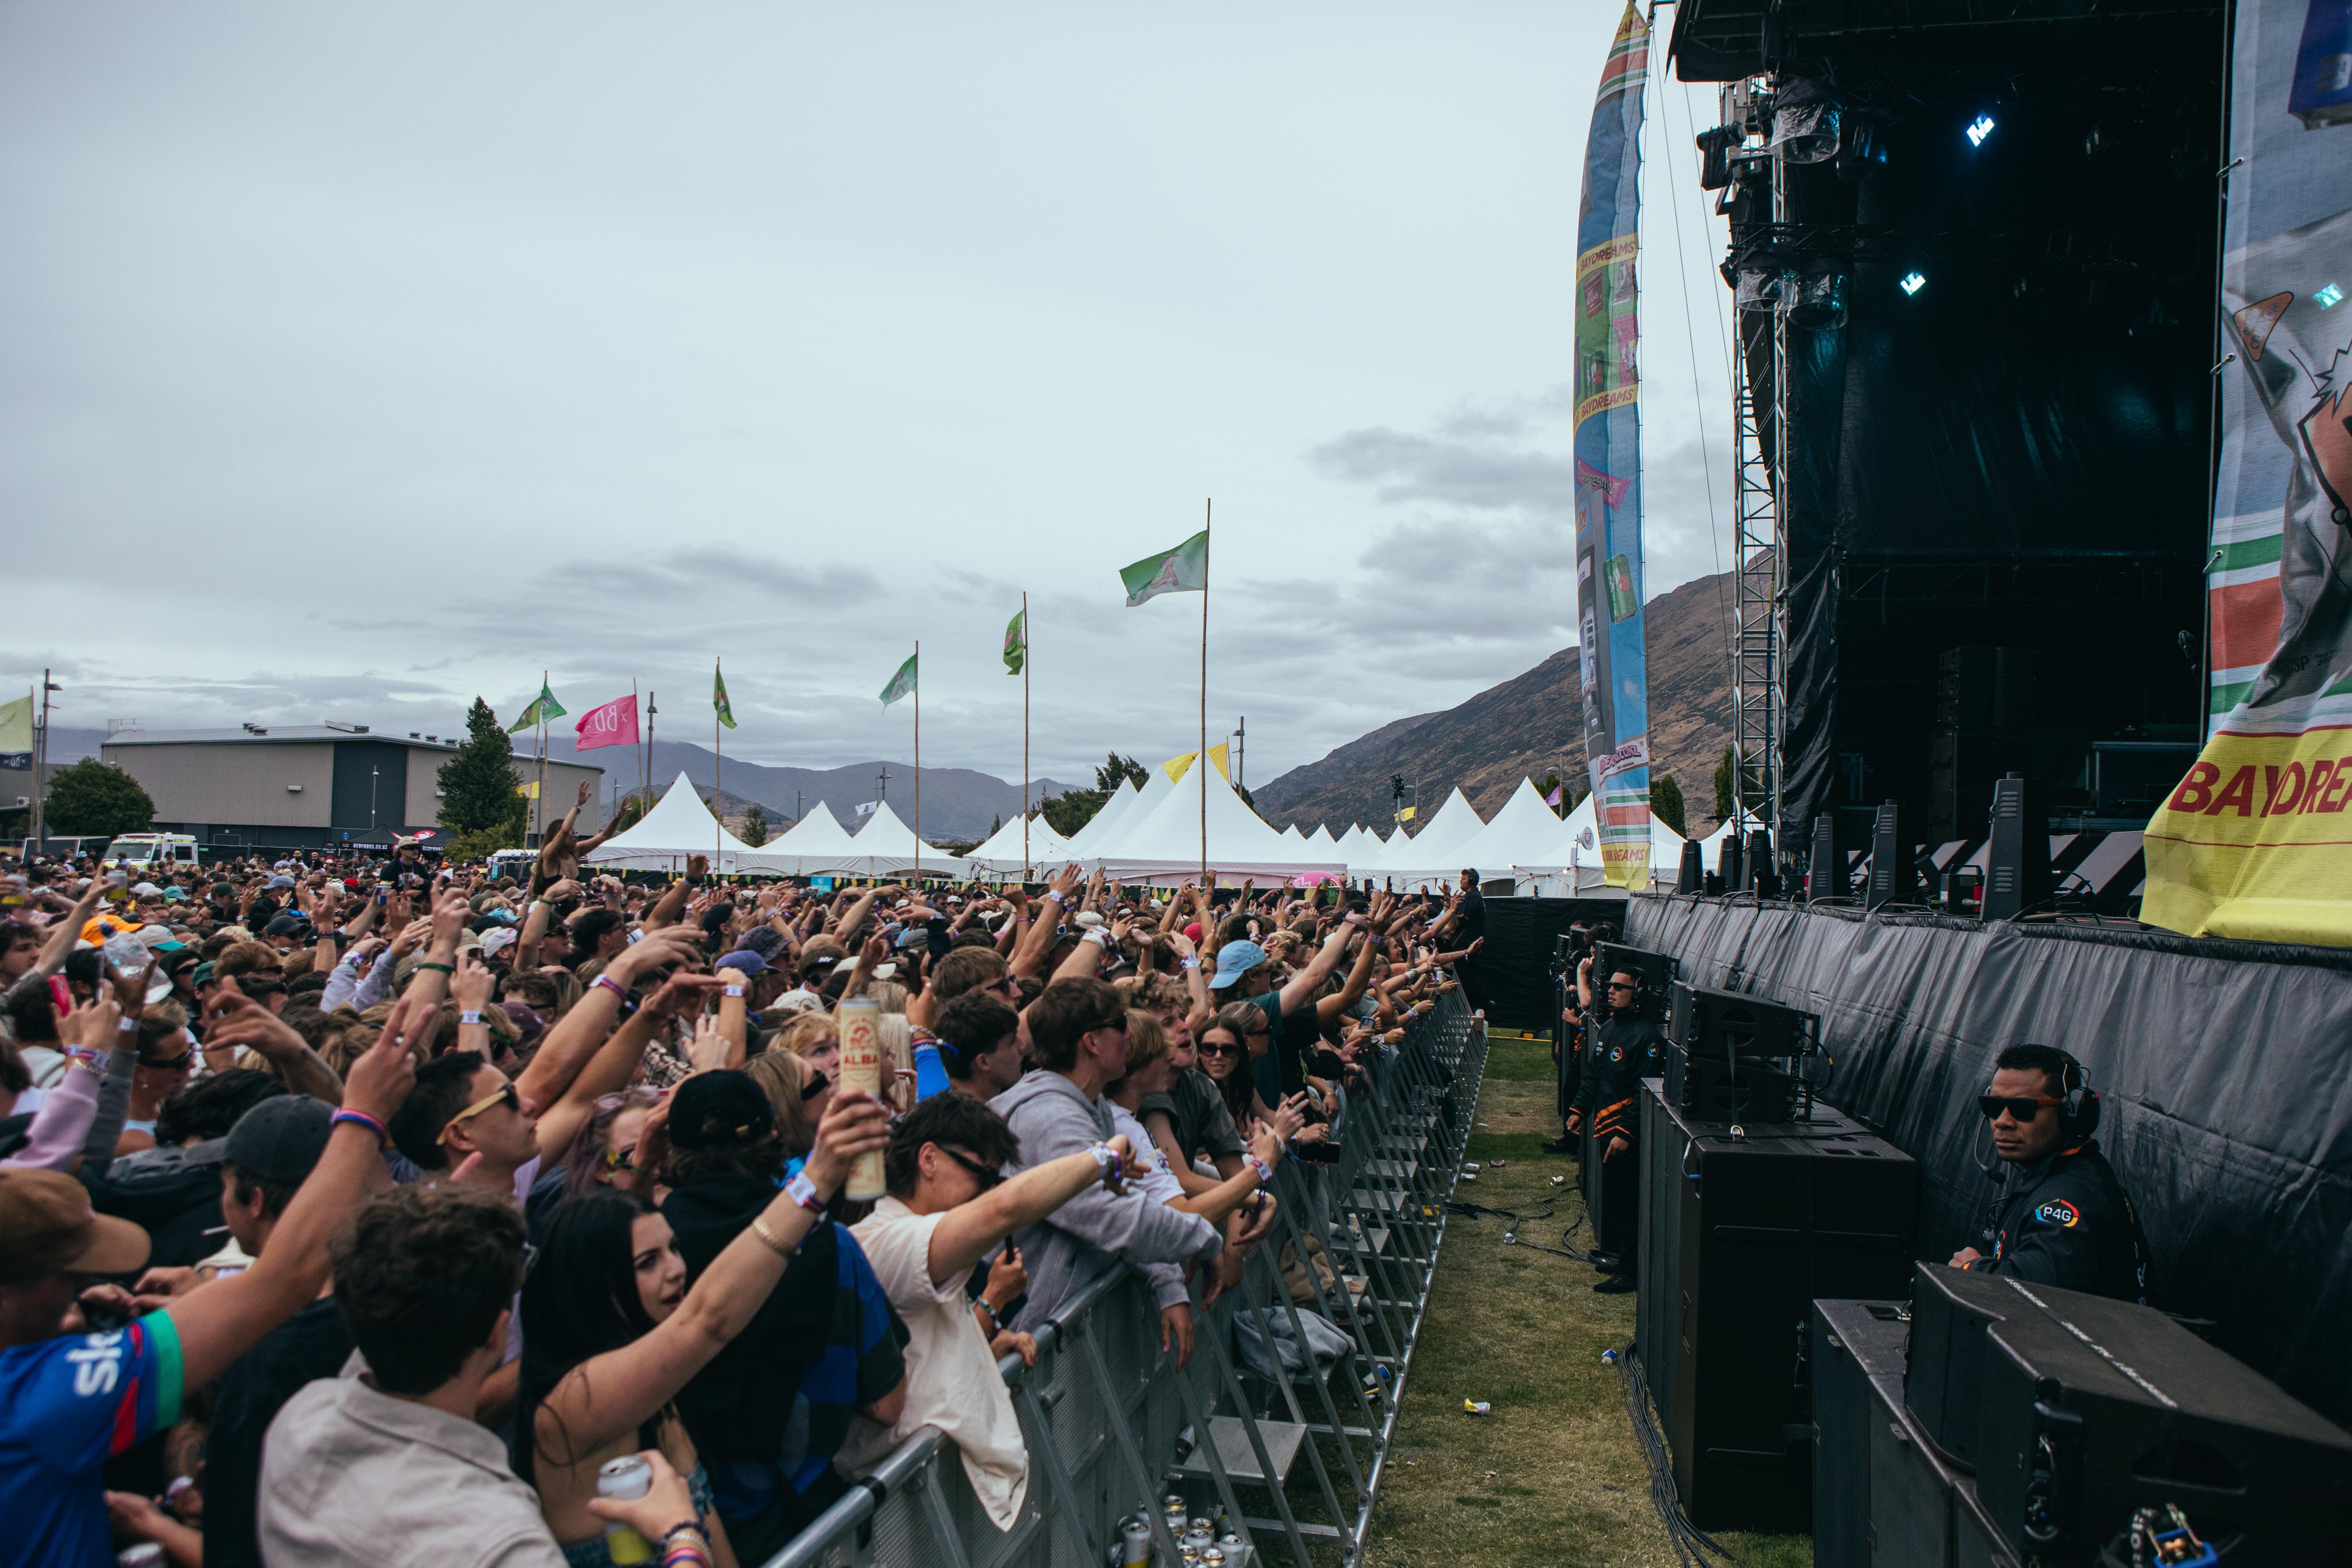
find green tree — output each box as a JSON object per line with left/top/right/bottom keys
{"left": 1713, "top": 745, "right": 1761, "bottom": 826}
{"left": 1650, "top": 772, "right": 1687, "bottom": 836}
{"left": 45, "top": 759, "right": 155, "bottom": 836}
{"left": 740, "top": 803, "right": 769, "bottom": 846}
{"left": 608, "top": 792, "right": 648, "bottom": 835}
{"left": 1094, "top": 753, "right": 1148, "bottom": 793}
{"left": 439, "top": 697, "right": 529, "bottom": 860}
{"left": 1039, "top": 787, "right": 1106, "bottom": 839}
{"left": 989, "top": 814, "right": 1002, "bottom": 837}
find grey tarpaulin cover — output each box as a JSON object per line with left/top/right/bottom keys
{"left": 1623, "top": 893, "right": 2352, "bottom": 1425}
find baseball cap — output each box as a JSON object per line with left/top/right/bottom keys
{"left": 267, "top": 875, "right": 297, "bottom": 890}
{"left": 667, "top": 1070, "right": 775, "bottom": 1150}
{"left": 497, "top": 1000, "right": 546, "bottom": 1050}
{"left": 263, "top": 914, "right": 306, "bottom": 938}
{"left": 184, "top": 1095, "right": 334, "bottom": 1185}
{"left": 1211, "top": 939, "right": 1269, "bottom": 989}
{"left": 0, "top": 1169, "right": 152, "bottom": 1283}
{"left": 893, "top": 926, "right": 929, "bottom": 950}
{"left": 191, "top": 961, "right": 217, "bottom": 987}
{"left": 713, "top": 949, "right": 771, "bottom": 976}
{"left": 798, "top": 952, "right": 841, "bottom": 980}
{"left": 481, "top": 927, "right": 519, "bottom": 959}
{"left": 132, "top": 882, "right": 162, "bottom": 897}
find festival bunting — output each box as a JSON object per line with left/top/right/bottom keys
{"left": 507, "top": 680, "right": 565, "bottom": 734}
{"left": 1003, "top": 608, "right": 1027, "bottom": 675}
{"left": 712, "top": 663, "right": 736, "bottom": 730}
{"left": 1120, "top": 530, "right": 1209, "bottom": 606}
{"left": 880, "top": 652, "right": 918, "bottom": 708}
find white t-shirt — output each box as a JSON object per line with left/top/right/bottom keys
{"left": 1110, "top": 1103, "right": 1186, "bottom": 1208}
{"left": 843, "top": 1198, "right": 1030, "bottom": 1529}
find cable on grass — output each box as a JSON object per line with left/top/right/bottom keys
{"left": 1617, "top": 1340, "right": 1744, "bottom": 1568}
{"left": 1442, "top": 1200, "right": 1600, "bottom": 1262}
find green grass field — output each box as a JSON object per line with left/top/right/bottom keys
{"left": 1357, "top": 1032, "right": 1812, "bottom": 1568}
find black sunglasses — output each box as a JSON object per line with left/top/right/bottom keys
{"left": 1978, "top": 1095, "right": 2059, "bottom": 1123}
{"left": 937, "top": 1144, "right": 1004, "bottom": 1190}
{"left": 1198, "top": 1038, "right": 1244, "bottom": 1058}
{"left": 1092, "top": 1014, "right": 1130, "bottom": 1035}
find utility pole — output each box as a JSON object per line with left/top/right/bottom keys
{"left": 1235, "top": 715, "right": 1245, "bottom": 791}
{"left": 31, "top": 670, "right": 55, "bottom": 854}
{"left": 875, "top": 767, "right": 890, "bottom": 804}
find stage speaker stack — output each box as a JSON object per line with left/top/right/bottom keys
{"left": 1807, "top": 814, "right": 1840, "bottom": 902}
{"left": 1979, "top": 772, "right": 2051, "bottom": 921}
{"left": 1633, "top": 1085, "right": 1919, "bottom": 1532}
{"left": 1864, "top": 800, "right": 1914, "bottom": 910}
{"left": 1677, "top": 838, "right": 1703, "bottom": 893}
{"left": 1716, "top": 831, "right": 1744, "bottom": 894}
{"left": 1742, "top": 828, "right": 1778, "bottom": 897}
{"left": 1907, "top": 1264, "right": 2352, "bottom": 1564}
{"left": 1664, "top": 981, "right": 1814, "bottom": 1125}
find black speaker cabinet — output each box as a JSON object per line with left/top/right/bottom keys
{"left": 1908, "top": 1264, "right": 2352, "bottom": 1564}
{"left": 1667, "top": 982, "right": 1813, "bottom": 1057}
{"left": 1866, "top": 800, "right": 1916, "bottom": 910}
{"left": 1809, "top": 814, "right": 1841, "bottom": 902}
{"left": 1742, "top": 828, "right": 1778, "bottom": 896}
{"left": 1677, "top": 837, "right": 1703, "bottom": 893}
{"left": 1635, "top": 1086, "right": 1921, "bottom": 1532}
{"left": 1979, "top": 773, "right": 2051, "bottom": 921}
{"left": 1666, "top": 1047, "right": 1799, "bottom": 1124}
{"left": 1813, "top": 1299, "right": 2018, "bottom": 1568}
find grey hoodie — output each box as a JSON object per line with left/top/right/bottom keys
{"left": 990, "top": 1069, "right": 1221, "bottom": 1322}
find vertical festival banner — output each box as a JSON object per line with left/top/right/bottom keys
{"left": 1574, "top": 3, "right": 1651, "bottom": 888}
{"left": 2144, "top": 0, "right": 2352, "bottom": 943}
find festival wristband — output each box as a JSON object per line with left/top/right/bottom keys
{"left": 1042, "top": 889, "right": 1065, "bottom": 905}
{"left": 460, "top": 1010, "right": 483, "bottom": 1025}
{"left": 593, "top": 974, "right": 629, "bottom": 1001}
{"left": 724, "top": 984, "right": 745, "bottom": 997}
{"left": 1180, "top": 956, "right": 1200, "bottom": 970}
{"left": 1245, "top": 1154, "right": 1275, "bottom": 1184}
{"left": 331, "top": 1108, "right": 389, "bottom": 1147}
{"left": 414, "top": 961, "right": 454, "bottom": 975}
{"left": 784, "top": 1169, "right": 825, "bottom": 1214}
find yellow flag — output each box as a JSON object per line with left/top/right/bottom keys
{"left": 1207, "top": 742, "right": 1230, "bottom": 780}
{"left": 515, "top": 781, "right": 540, "bottom": 799}
{"left": 1162, "top": 752, "right": 1198, "bottom": 783}
{"left": 1398, "top": 804, "right": 1416, "bottom": 822}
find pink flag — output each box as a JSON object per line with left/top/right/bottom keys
{"left": 1546, "top": 785, "right": 1564, "bottom": 807}
{"left": 573, "top": 694, "right": 639, "bottom": 750}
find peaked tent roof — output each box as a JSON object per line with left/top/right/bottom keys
{"left": 1457, "top": 778, "right": 1580, "bottom": 873}
{"left": 751, "top": 798, "right": 863, "bottom": 875}
{"left": 968, "top": 812, "right": 1073, "bottom": 878}
{"left": 1388, "top": 787, "right": 1487, "bottom": 868}
{"left": 1304, "top": 825, "right": 1339, "bottom": 853}
{"left": 585, "top": 772, "right": 786, "bottom": 873}
{"left": 840, "top": 801, "right": 971, "bottom": 879}
{"left": 1087, "top": 754, "right": 1345, "bottom": 885}
{"left": 1060, "top": 778, "right": 1143, "bottom": 857}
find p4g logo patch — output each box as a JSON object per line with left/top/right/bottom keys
{"left": 1608, "top": 1046, "right": 1624, "bottom": 1063}
{"left": 2034, "top": 1199, "right": 2080, "bottom": 1229}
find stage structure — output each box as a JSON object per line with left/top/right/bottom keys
{"left": 1670, "top": 0, "right": 2225, "bottom": 881}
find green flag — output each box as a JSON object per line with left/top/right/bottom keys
{"left": 713, "top": 663, "right": 736, "bottom": 730}
{"left": 1002, "top": 608, "right": 1027, "bottom": 675}
{"left": 1119, "top": 529, "right": 1209, "bottom": 606}
{"left": 507, "top": 680, "right": 565, "bottom": 734}
{"left": 879, "top": 651, "right": 918, "bottom": 708}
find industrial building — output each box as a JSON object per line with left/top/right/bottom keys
{"left": 98, "top": 723, "right": 602, "bottom": 853}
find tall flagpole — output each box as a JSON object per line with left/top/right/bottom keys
{"left": 1200, "top": 499, "right": 1211, "bottom": 891}
{"left": 714, "top": 660, "right": 723, "bottom": 873}
{"left": 536, "top": 669, "right": 548, "bottom": 847}
{"left": 913, "top": 642, "right": 922, "bottom": 884}
{"left": 1022, "top": 592, "right": 1030, "bottom": 884}
{"left": 632, "top": 678, "right": 642, "bottom": 817}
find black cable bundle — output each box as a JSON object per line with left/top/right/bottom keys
{"left": 1440, "top": 1199, "right": 1598, "bottom": 1262}
{"left": 1616, "top": 1342, "right": 1743, "bottom": 1568}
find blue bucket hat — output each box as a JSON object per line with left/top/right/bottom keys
{"left": 1211, "top": 939, "right": 1269, "bottom": 990}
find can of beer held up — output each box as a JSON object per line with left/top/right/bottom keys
{"left": 835, "top": 996, "right": 887, "bottom": 1200}
{"left": 596, "top": 1454, "right": 657, "bottom": 1564}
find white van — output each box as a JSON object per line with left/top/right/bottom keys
{"left": 101, "top": 833, "right": 203, "bottom": 871}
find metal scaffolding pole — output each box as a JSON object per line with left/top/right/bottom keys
{"left": 1728, "top": 78, "right": 1791, "bottom": 858}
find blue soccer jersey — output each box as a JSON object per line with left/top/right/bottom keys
{"left": 1, "top": 1311, "right": 185, "bottom": 1567}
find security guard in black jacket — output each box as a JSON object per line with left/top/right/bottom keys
{"left": 1572, "top": 963, "right": 1667, "bottom": 1294}
{"left": 1951, "top": 1043, "right": 2150, "bottom": 1304}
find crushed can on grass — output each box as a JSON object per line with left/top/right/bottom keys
{"left": 1489, "top": 1159, "right": 1507, "bottom": 1168}
{"left": 1463, "top": 1399, "right": 1491, "bottom": 1415}
{"left": 1601, "top": 1348, "right": 1619, "bottom": 1364}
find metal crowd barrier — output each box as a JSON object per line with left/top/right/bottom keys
{"left": 763, "top": 986, "right": 1490, "bottom": 1568}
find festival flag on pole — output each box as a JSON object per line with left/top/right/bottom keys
{"left": 573, "top": 694, "right": 639, "bottom": 751}
{"left": 1207, "top": 742, "right": 1231, "bottom": 780}
{"left": 1545, "top": 783, "right": 1564, "bottom": 808}
{"left": 712, "top": 663, "right": 736, "bottom": 730}
{"left": 1003, "top": 608, "right": 1027, "bottom": 675}
{"left": 880, "top": 652, "right": 918, "bottom": 708}
{"left": 1162, "top": 751, "right": 1199, "bottom": 783}
{"left": 1119, "top": 530, "right": 1210, "bottom": 607}
{"left": 507, "top": 680, "right": 566, "bottom": 734}
{"left": 0, "top": 694, "right": 30, "bottom": 770}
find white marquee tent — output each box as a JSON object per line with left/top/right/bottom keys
{"left": 1086, "top": 754, "right": 1345, "bottom": 885}
{"left": 838, "top": 801, "right": 971, "bottom": 880}
{"left": 968, "top": 813, "right": 1073, "bottom": 879}
{"left": 584, "top": 771, "right": 783, "bottom": 875}
{"left": 749, "top": 800, "right": 863, "bottom": 876}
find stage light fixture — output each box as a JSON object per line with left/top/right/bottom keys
{"left": 1967, "top": 114, "right": 1996, "bottom": 148}
{"left": 2319, "top": 282, "right": 2346, "bottom": 310}
{"left": 1900, "top": 272, "right": 1927, "bottom": 297}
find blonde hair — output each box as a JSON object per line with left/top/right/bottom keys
{"left": 744, "top": 1047, "right": 821, "bottom": 1156}
{"left": 1123, "top": 1008, "right": 1171, "bottom": 1076}
{"left": 771, "top": 1012, "right": 837, "bottom": 1061}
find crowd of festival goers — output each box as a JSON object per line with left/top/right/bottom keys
{"left": 0, "top": 786, "right": 1479, "bottom": 1568}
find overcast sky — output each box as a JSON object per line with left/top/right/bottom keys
{"left": 2, "top": 1, "right": 1734, "bottom": 785}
